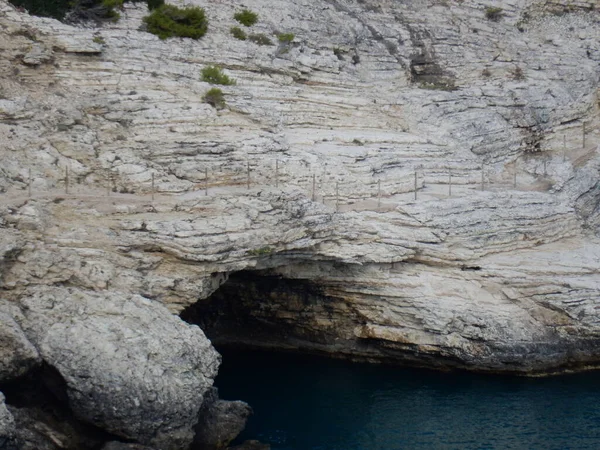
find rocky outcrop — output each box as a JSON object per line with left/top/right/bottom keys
{"left": 2, "top": 287, "right": 220, "bottom": 449}
{"left": 0, "top": 0, "right": 599, "bottom": 445}
{"left": 193, "top": 387, "right": 252, "bottom": 450}
{"left": 0, "top": 393, "right": 18, "bottom": 450}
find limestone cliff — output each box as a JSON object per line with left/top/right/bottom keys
{"left": 0, "top": 0, "right": 599, "bottom": 447}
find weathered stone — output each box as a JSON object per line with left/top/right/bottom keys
{"left": 194, "top": 387, "right": 252, "bottom": 450}
{"left": 0, "top": 393, "right": 18, "bottom": 450}
{"left": 0, "top": 305, "right": 41, "bottom": 383}
{"left": 16, "top": 286, "right": 221, "bottom": 450}
{"left": 0, "top": 0, "right": 598, "bottom": 381}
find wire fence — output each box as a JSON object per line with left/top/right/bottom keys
{"left": 4, "top": 126, "right": 595, "bottom": 213}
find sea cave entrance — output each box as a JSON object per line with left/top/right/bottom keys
{"left": 179, "top": 270, "right": 359, "bottom": 357}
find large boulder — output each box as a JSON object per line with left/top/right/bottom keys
{"left": 16, "top": 286, "right": 221, "bottom": 450}
{"left": 0, "top": 393, "right": 18, "bottom": 450}
{"left": 0, "top": 303, "right": 41, "bottom": 383}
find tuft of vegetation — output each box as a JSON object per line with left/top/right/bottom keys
{"left": 333, "top": 47, "right": 344, "bottom": 60}
{"left": 352, "top": 138, "right": 364, "bottom": 146}
{"left": 485, "top": 6, "right": 503, "bottom": 21}
{"left": 143, "top": 4, "right": 208, "bottom": 40}
{"left": 418, "top": 79, "right": 457, "bottom": 91}
{"left": 246, "top": 246, "right": 274, "bottom": 256}
{"left": 93, "top": 35, "right": 106, "bottom": 44}
{"left": 248, "top": 33, "right": 273, "bottom": 46}
{"left": 201, "top": 65, "right": 236, "bottom": 85}
{"left": 234, "top": 8, "right": 258, "bottom": 27}
{"left": 277, "top": 32, "right": 295, "bottom": 43}
{"left": 203, "top": 87, "right": 226, "bottom": 109}
{"left": 230, "top": 26, "right": 247, "bottom": 40}
{"left": 146, "top": 0, "right": 163, "bottom": 10}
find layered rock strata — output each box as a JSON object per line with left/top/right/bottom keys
{"left": 0, "top": 0, "right": 599, "bottom": 447}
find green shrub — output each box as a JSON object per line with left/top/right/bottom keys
{"left": 203, "top": 87, "right": 226, "bottom": 109}
{"left": 248, "top": 33, "right": 273, "bottom": 46}
{"left": 143, "top": 4, "right": 208, "bottom": 40}
{"left": 277, "top": 32, "right": 295, "bottom": 43}
{"left": 246, "top": 246, "right": 273, "bottom": 256}
{"left": 234, "top": 8, "right": 258, "bottom": 26}
{"left": 485, "top": 6, "right": 503, "bottom": 21}
{"left": 230, "top": 26, "right": 247, "bottom": 40}
{"left": 201, "top": 65, "right": 236, "bottom": 85}
{"left": 93, "top": 35, "right": 106, "bottom": 44}
{"left": 146, "top": 0, "right": 163, "bottom": 10}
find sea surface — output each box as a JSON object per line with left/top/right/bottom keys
{"left": 216, "top": 349, "right": 600, "bottom": 450}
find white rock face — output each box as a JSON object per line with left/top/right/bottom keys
{"left": 0, "top": 0, "right": 598, "bottom": 418}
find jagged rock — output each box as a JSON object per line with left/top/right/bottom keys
{"left": 0, "top": 393, "right": 18, "bottom": 450}
{"left": 0, "top": 306, "right": 41, "bottom": 383}
{"left": 0, "top": 0, "right": 598, "bottom": 378}
{"left": 14, "top": 286, "right": 220, "bottom": 450}
{"left": 22, "top": 43, "right": 53, "bottom": 66}
{"left": 193, "top": 387, "right": 252, "bottom": 450}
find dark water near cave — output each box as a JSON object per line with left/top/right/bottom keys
{"left": 216, "top": 349, "right": 600, "bottom": 450}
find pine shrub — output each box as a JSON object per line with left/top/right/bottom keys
{"left": 230, "top": 26, "right": 247, "bottom": 40}
{"left": 143, "top": 4, "right": 208, "bottom": 40}
{"left": 203, "top": 87, "right": 226, "bottom": 109}
{"left": 234, "top": 8, "right": 258, "bottom": 27}
{"left": 201, "top": 65, "right": 236, "bottom": 85}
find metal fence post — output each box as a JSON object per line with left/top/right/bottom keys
{"left": 205, "top": 168, "right": 208, "bottom": 196}
{"left": 414, "top": 171, "right": 417, "bottom": 201}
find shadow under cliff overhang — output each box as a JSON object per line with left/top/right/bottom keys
{"left": 179, "top": 269, "right": 471, "bottom": 371}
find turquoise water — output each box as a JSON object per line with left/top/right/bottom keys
{"left": 216, "top": 350, "right": 600, "bottom": 450}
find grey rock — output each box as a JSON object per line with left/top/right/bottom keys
{"left": 0, "top": 393, "right": 18, "bottom": 450}
{"left": 0, "top": 305, "right": 41, "bottom": 383}
{"left": 194, "top": 387, "right": 252, "bottom": 450}
{"left": 17, "top": 286, "right": 221, "bottom": 450}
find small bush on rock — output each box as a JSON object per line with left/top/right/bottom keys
{"left": 277, "top": 32, "right": 295, "bottom": 43}
{"left": 485, "top": 6, "right": 503, "bottom": 21}
{"left": 234, "top": 8, "right": 258, "bottom": 27}
{"left": 146, "top": 0, "right": 163, "bottom": 10}
{"left": 203, "top": 87, "right": 226, "bottom": 109}
{"left": 230, "top": 26, "right": 247, "bottom": 40}
{"left": 248, "top": 33, "right": 273, "bottom": 46}
{"left": 143, "top": 4, "right": 208, "bottom": 40}
{"left": 201, "top": 65, "right": 236, "bottom": 85}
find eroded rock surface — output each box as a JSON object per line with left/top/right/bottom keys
{"left": 6, "top": 287, "right": 220, "bottom": 449}
{"left": 0, "top": 306, "right": 40, "bottom": 383}
{"left": 0, "top": 393, "right": 18, "bottom": 450}
{"left": 0, "top": 0, "right": 599, "bottom": 444}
